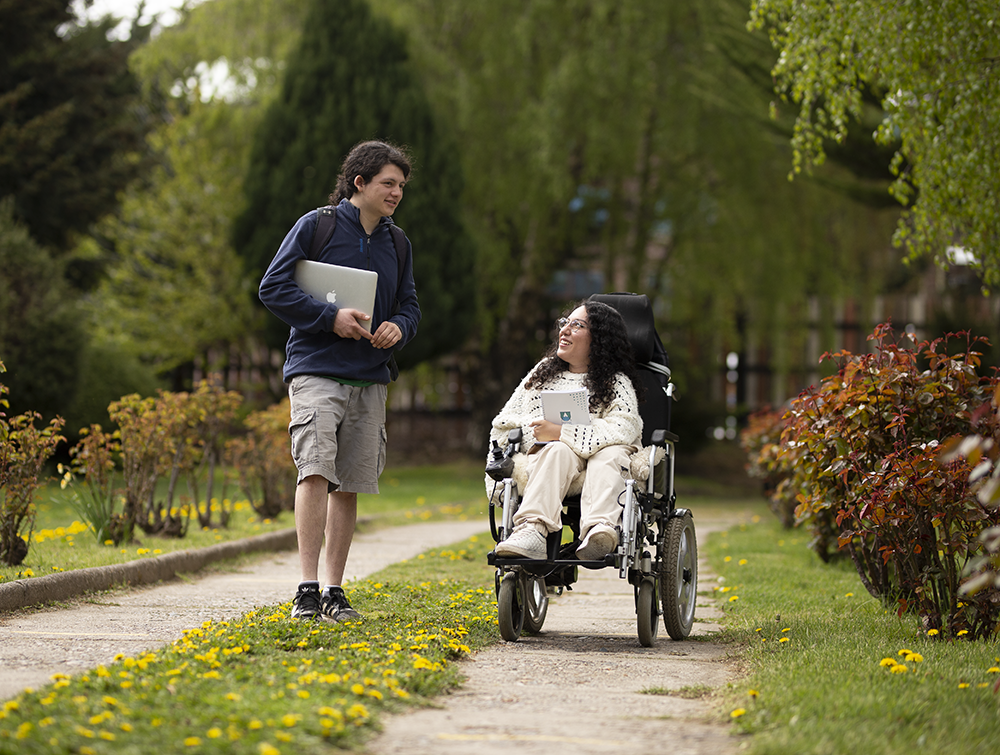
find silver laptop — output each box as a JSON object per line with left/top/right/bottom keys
{"left": 294, "top": 260, "right": 378, "bottom": 333}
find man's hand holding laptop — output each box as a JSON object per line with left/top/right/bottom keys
{"left": 332, "top": 308, "right": 400, "bottom": 349}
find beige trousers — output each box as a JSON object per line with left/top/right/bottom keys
{"left": 512, "top": 442, "right": 636, "bottom": 538}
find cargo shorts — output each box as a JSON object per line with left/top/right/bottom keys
{"left": 287, "top": 375, "right": 388, "bottom": 495}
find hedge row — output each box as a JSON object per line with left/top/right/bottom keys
{"left": 741, "top": 324, "right": 1000, "bottom": 639}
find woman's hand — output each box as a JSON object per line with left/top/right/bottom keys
{"left": 529, "top": 418, "right": 561, "bottom": 443}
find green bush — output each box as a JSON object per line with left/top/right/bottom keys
{"left": 739, "top": 408, "right": 795, "bottom": 528}
{"left": 750, "top": 324, "right": 1000, "bottom": 638}
{"left": 0, "top": 361, "right": 65, "bottom": 565}
{"left": 227, "top": 399, "right": 296, "bottom": 519}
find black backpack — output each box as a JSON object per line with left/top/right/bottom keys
{"left": 309, "top": 206, "right": 410, "bottom": 380}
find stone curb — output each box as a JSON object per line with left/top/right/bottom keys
{"left": 0, "top": 527, "right": 298, "bottom": 614}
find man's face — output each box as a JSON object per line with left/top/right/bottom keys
{"left": 353, "top": 164, "right": 406, "bottom": 219}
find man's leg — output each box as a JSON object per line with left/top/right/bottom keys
{"left": 290, "top": 474, "right": 329, "bottom": 619}
{"left": 295, "top": 475, "right": 330, "bottom": 581}
{"left": 323, "top": 491, "right": 357, "bottom": 587}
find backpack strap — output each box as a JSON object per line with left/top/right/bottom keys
{"left": 387, "top": 224, "right": 408, "bottom": 293}
{"left": 308, "top": 206, "right": 338, "bottom": 261}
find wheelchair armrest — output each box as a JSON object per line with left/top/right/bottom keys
{"left": 651, "top": 428, "right": 679, "bottom": 446}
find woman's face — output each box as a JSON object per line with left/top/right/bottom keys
{"left": 556, "top": 305, "right": 591, "bottom": 373}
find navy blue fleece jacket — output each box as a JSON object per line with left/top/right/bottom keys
{"left": 258, "top": 200, "right": 420, "bottom": 384}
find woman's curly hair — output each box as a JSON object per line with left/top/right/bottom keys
{"left": 525, "top": 300, "right": 642, "bottom": 411}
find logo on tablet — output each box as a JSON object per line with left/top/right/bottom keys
{"left": 326, "top": 290, "right": 337, "bottom": 304}
{"left": 560, "top": 411, "right": 572, "bottom": 422}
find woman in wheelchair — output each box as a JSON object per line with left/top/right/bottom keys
{"left": 491, "top": 299, "right": 643, "bottom": 563}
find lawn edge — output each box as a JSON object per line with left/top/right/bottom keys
{"left": 0, "top": 526, "right": 298, "bottom": 613}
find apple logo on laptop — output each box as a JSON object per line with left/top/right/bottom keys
{"left": 326, "top": 290, "right": 337, "bottom": 304}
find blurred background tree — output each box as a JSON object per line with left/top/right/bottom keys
{"left": 749, "top": 0, "right": 1000, "bottom": 284}
{"left": 0, "top": 0, "right": 157, "bottom": 432}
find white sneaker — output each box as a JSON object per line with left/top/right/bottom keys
{"left": 576, "top": 525, "right": 618, "bottom": 561}
{"left": 495, "top": 524, "right": 548, "bottom": 559}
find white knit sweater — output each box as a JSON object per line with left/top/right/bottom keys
{"left": 489, "top": 367, "right": 642, "bottom": 457}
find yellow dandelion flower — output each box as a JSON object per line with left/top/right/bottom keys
{"left": 281, "top": 713, "right": 298, "bottom": 727}
{"left": 897, "top": 648, "right": 912, "bottom": 657}
{"left": 730, "top": 708, "right": 746, "bottom": 718}
{"left": 748, "top": 689, "right": 759, "bottom": 699}
{"left": 958, "top": 630, "right": 969, "bottom": 636}
{"left": 779, "top": 637, "right": 790, "bottom": 644}
{"left": 987, "top": 667, "right": 1000, "bottom": 674}
{"left": 959, "top": 682, "right": 970, "bottom": 689}
{"left": 738, "top": 559, "right": 748, "bottom": 566}
{"left": 724, "top": 556, "right": 732, "bottom": 563}
{"left": 890, "top": 664, "right": 909, "bottom": 674}
{"left": 248, "top": 720, "right": 263, "bottom": 730}
{"left": 259, "top": 743, "right": 280, "bottom": 755}
{"left": 184, "top": 737, "right": 201, "bottom": 747}
{"left": 904, "top": 653, "right": 923, "bottom": 663}
{"left": 879, "top": 658, "right": 897, "bottom": 667}
{"left": 728, "top": 596, "right": 739, "bottom": 602}
{"left": 927, "top": 629, "right": 939, "bottom": 636}
{"left": 346, "top": 703, "right": 369, "bottom": 719}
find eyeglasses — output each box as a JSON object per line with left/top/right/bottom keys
{"left": 557, "top": 317, "right": 588, "bottom": 333}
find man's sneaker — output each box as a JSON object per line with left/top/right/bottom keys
{"left": 495, "top": 524, "right": 547, "bottom": 559}
{"left": 576, "top": 524, "right": 618, "bottom": 561}
{"left": 291, "top": 583, "right": 322, "bottom": 619}
{"left": 320, "top": 587, "right": 362, "bottom": 623}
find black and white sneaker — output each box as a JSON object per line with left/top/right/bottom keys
{"left": 320, "top": 587, "right": 362, "bottom": 623}
{"left": 290, "top": 583, "right": 322, "bottom": 619}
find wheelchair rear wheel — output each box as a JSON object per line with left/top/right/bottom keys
{"left": 661, "top": 511, "right": 698, "bottom": 640}
{"left": 636, "top": 577, "right": 659, "bottom": 647}
{"left": 523, "top": 576, "right": 548, "bottom": 634}
{"left": 497, "top": 572, "right": 525, "bottom": 641}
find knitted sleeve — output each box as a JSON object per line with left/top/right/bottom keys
{"left": 488, "top": 366, "right": 544, "bottom": 449}
{"left": 559, "top": 372, "right": 642, "bottom": 458}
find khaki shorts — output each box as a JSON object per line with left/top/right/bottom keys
{"left": 287, "top": 375, "right": 388, "bottom": 494}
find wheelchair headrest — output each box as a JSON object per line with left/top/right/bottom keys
{"left": 588, "top": 292, "right": 663, "bottom": 365}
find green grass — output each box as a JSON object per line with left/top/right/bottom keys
{"left": 2, "top": 460, "right": 487, "bottom": 584}
{"left": 706, "top": 517, "right": 1000, "bottom": 755}
{"left": 0, "top": 532, "right": 498, "bottom": 754}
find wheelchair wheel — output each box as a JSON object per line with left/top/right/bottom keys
{"left": 636, "top": 577, "right": 659, "bottom": 647}
{"left": 522, "top": 576, "right": 548, "bottom": 634}
{"left": 497, "top": 572, "right": 526, "bottom": 641}
{"left": 661, "top": 511, "right": 698, "bottom": 640}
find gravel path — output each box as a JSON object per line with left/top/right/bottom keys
{"left": 0, "top": 514, "right": 744, "bottom": 754}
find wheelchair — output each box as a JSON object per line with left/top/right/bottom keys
{"left": 486, "top": 293, "right": 697, "bottom": 646}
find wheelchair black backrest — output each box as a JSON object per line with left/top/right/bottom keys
{"left": 588, "top": 293, "right": 672, "bottom": 446}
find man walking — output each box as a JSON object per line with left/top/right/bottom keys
{"left": 259, "top": 140, "right": 420, "bottom": 621}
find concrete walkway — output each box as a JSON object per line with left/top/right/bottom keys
{"left": 0, "top": 520, "right": 486, "bottom": 700}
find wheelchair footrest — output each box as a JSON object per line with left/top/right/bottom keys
{"left": 488, "top": 551, "right": 619, "bottom": 570}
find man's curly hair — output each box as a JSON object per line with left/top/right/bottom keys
{"left": 525, "top": 300, "right": 642, "bottom": 411}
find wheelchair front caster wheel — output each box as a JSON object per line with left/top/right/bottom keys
{"left": 523, "top": 576, "right": 548, "bottom": 634}
{"left": 498, "top": 572, "right": 525, "bottom": 641}
{"left": 636, "top": 577, "right": 659, "bottom": 647}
